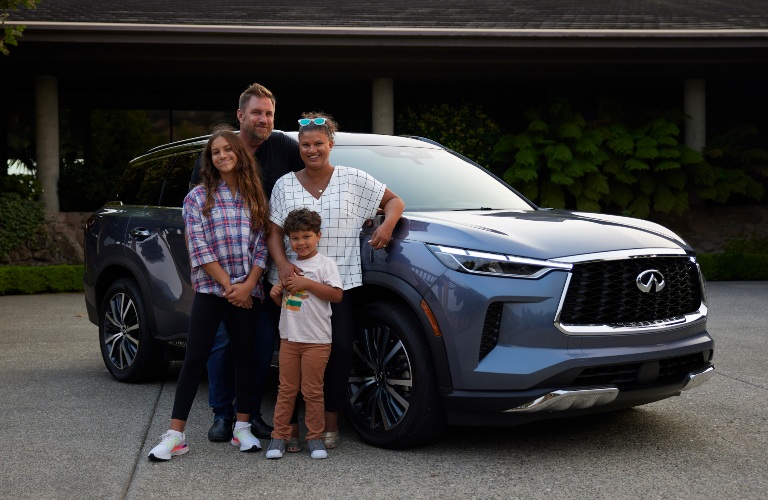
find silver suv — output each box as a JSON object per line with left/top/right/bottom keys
{"left": 84, "top": 132, "right": 714, "bottom": 448}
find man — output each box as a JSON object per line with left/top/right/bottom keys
{"left": 190, "top": 82, "right": 304, "bottom": 441}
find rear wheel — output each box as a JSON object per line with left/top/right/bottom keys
{"left": 99, "top": 278, "right": 168, "bottom": 382}
{"left": 345, "top": 301, "right": 446, "bottom": 449}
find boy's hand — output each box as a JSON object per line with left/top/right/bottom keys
{"left": 284, "top": 272, "right": 307, "bottom": 293}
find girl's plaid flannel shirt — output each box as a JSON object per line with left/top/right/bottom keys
{"left": 183, "top": 181, "right": 267, "bottom": 300}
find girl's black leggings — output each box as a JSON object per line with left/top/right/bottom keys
{"left": 171, "top": 292, "right": 259, "bottom": 421}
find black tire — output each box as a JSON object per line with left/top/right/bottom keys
{"left": 99, "top": 278, "right": 168, "bottom": 382}
{"left": 345, "top": 301, "right": 446, "bottom": 449}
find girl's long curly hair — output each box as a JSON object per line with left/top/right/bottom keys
{"left": 199, "top": 127, "right": 270, "bottom": 231}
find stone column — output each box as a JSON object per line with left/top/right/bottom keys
{"left": 372, "top": 78, "right": 394, "bottom": 135}
{"left": 684, "top": 79, "right": 706, "bottom": 152}
{"left": 35, "top": 75, "right": 60, "bottom": 212}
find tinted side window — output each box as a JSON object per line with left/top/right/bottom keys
{"left": 160, "top": 151, "right": 200, "bottom": 208}
{"left": 112, "top": 155, "right": 175, "bottom": 206}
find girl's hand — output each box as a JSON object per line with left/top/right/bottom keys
{"left": 239, "top": 295, "right": 253, "bottom": 309}
{"left": 224, "top": 282, "right": 252, "bottom": 307}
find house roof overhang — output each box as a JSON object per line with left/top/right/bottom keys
{"left": 6, "top": 21, "right": 768, "bottom": 81}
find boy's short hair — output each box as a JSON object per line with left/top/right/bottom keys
{"left": 283, "top": 208, "right": 322, "bottom": 235}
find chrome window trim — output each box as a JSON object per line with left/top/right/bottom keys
{"left": 552, "top": 248, "right": 705, "bottom": 335}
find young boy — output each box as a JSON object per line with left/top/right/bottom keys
{"left": 266, "top": 208, "right": 343, "bottom": 460}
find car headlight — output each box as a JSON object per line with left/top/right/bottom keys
{"left": 426, "top": 244, "right": 572, "bottom": 279}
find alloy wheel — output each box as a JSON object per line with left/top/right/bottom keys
{"left": 348, "top": 323, "right": 413, "bottom": 431}
{"left": 103, "top": 292, "right": 140, "bottom": 370}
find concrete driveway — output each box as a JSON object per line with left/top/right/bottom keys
{"left": 0, "top": 282, "right": 766, "bottom": 499}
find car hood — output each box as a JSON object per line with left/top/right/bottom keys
{"left": 405, "top": 209, "right": 691, "bottom": 260}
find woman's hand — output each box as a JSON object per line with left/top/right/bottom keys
{"left": 277, "top": 260, "right": 303, "bottom": 286}
{"left": 369, "top": 225, "right": 393, "bottom": 250}
{"left": 284, "top": 272, "right": 309, "bottom": 293}
{"left": 369, "top": 187, "right": 404, "bottom": 250}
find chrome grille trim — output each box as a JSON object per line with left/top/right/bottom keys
{"left": 553, "top": 251, "right": 705, "bottom": 335}
{"left": 557, "top": 305, "right": 707, "bottom": 335}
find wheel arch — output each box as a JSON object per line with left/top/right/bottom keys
{"left": 94, "top": 261, "right": 159, "bottom": 339}
{"left": 359, "top": 271, "right": 453, "bottom": 389}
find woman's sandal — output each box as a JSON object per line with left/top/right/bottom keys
{"left": 322, "top": 431, "right": 340, "bottom": 449}
{"left": 286, "top": 437, "right": 303, "bottom": 453}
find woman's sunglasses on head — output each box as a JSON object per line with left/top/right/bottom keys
{"left": 298, "top": 118, "right": 327, "bottom": 126}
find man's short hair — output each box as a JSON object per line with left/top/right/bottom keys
{"left": 239, "top": 82, "right": 276, "bottom": 110}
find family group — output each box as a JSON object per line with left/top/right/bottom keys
{"left": 147, "top": 83, "right": 404, "bottom": 462}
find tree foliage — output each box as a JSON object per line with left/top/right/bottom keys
{"left": 1, "top": 0, "right": 40, "bottom": 56}
{"left": 58, "top": 109, "right": 163, "bottom": 212}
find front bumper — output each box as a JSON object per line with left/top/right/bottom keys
{"left": 441, "top": 363, "right": 715, "bottom": 426}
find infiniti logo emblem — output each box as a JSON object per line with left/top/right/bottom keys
{"left": 636, "top": 269, "right": 666, "bottom": 293}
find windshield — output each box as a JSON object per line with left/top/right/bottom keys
{"left": 329, "top": 145, "right": 534, "bottom": 212}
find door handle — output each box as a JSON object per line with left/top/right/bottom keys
{"left": 130, "top": 227, "right": 151, "bottom": 239}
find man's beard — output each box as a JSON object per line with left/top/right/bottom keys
{"left": 244, "top": 123, "right": 271, "bottom": 143}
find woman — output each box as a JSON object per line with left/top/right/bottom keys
{"left": 267, "top": 113, "right": 405, "bottom": 451}
{"left": 148, "top": 127, "right": 270, "bottom": 461}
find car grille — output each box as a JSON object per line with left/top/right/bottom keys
{"left": 571, "top": 352, "right": 709, "bottom": 389}
{"left": 559, "top": 257, "right": 702, "bottom": 326}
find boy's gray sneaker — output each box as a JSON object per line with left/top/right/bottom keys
{"left": 266, "top": 438, "right": 286, "bottom": 459}
{"left": 306, "top": 439, "right": 328, "bottom": 459}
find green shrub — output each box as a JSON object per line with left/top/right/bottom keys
{"left": 0, "top": 265, "right": 85, "bottom": 295}
{"left": 697, "top": 254, "right": 768, "bottom": 281}
{"left": 723, "top": 236, "right": 768, "bottom": 254}
{"left": 495, "top": 96, "right": 764, "bottom": 217}
{"left": 397, "top": 102, "right": 501, "bottom": 169}
{"left": 0, "top": 173, "right": 42, "bottom": 200}
{"left": 0, "top": 192, "right": 45, "bottom": 258}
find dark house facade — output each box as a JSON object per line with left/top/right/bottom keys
{"left": 3, "top": 0, "right": 768, "bottom": 211}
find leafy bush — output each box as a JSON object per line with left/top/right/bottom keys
{"left": 697, "top": 253, "right": 768, "bottom": 281}
{"left": 0, "top": 265, "right": 85, "bottom": 295}
{"left": 0, "top": 173, "right": 42, "bottom": 200}
{"left": 701, "top": 126, "right": 767, "bottom": 203}
{"left": 722, "top": 236, "right": 768, "bottom": 254}
{"left": 0, "top": 173, "right": 45, "bottom": 258}
{"left": 495, "top": 97, "right": 764, "bottom": 217}
{"left": 397, "top": 102, "right": 501, "bottom": 169}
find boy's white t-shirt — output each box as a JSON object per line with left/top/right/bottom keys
{"left": 278, "top": 252, "right": 343, "bottom": 344}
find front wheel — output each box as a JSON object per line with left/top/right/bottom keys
{"left": 99, "top": 278, "right": 168, "bottom": 382}
{"left": 345, "top": 301, "right": 446, "bottom": 449}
